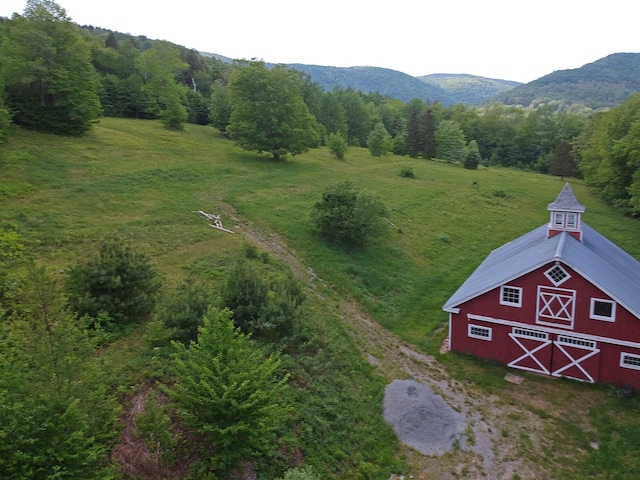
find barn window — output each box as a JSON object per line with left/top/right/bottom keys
{"left": 566, "top": 213, "right": 577, "bottom": 229}
{"left": 545, "top": 265, "right": 570, "bottom": 286}
{"left": 620, "top": 353, "right": 640, "bottom": 371}
{"left": 590, "top": 298, "right": 616, "bottom": 322}
{"left": 553, "top": 212, "right": 565, "bottom": 228}
{"left": 468, "top": 324, "right": 492, "bottom": 341}
{"left": 500, "top": 286, "right": 522, "bottom": 307}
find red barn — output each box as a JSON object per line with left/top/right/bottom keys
{"left": 443, "top": 183, "right": 640, "bottom": 389}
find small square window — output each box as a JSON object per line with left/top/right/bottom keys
{"left": 590, "top": 298, "right": 616, "bottom": 322}
{"left": 567, "top": 213, "right": 577, "bottom": 229}
{"left": 620, "top": 353, "right": 640, "bottom": 371}
{"left": 468, "top": 324, "right": 492, "bottom": 341}
{"left": 500, "top": 286, "right": 522, "bottom": 307}
{"left": 545, "top": 265, "right": 570, "bottom": 286}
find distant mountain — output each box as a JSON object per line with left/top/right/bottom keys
{"left": 492, "top": 53, "right": 640, "bottom": 111}
{"left": 418, "top": 74, "right": 521, "bottom": 105}
{"left": 283, "top": 64, "right": 457, "bottom": 105}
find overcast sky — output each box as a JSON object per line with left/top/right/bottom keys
{"left": 2, "top": 0, "right": 638, "bottom": 83}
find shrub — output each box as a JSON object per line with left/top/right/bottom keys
{"left": 156, "top": 277, "right": 213, "bottom": 343}
{"left": 327, "top": 132, "right": 348, "bottom": 160}
{"left": 219, "top": 259, "right": 305, "bottom": 339}
{"left": 310, "top": 180, "right": 388, "bottom": 248}
{"left": 65, "top": 237, "right": 160, "bottom": 330}
{"left": 399, "top": 165, "right": 415, "bottom": 178}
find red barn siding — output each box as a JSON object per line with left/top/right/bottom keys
{"left": 450, "top": 261, "right": 640, "bottom": 388}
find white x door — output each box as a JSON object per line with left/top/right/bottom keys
{"left": 508, "top": 328, "right": 552, "bottom": 375}
{"left": 551, "top": 336, "right": 600, "bottom": 383}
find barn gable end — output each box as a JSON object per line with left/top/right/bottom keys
{"left": 443, "top": 184, "right": 640, "bottom": 388}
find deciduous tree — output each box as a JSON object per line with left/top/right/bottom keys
{"left": 227, "top": 61, "right": 319, "bottom": 160}
{"left": 0, "top": 0, "right": 101, "bottom": 135}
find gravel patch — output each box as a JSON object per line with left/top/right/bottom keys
{"left": 383, "top": 379, "right": 466, "bottom": 456}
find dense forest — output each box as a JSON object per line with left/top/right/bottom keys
{"left": 2, "top": 1, "right": 640, "bottom": 477}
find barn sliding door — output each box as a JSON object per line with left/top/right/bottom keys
{"left": 551, "top": 336, "right": 600, "bottom": 383}
{"left": 508, "top": 328, "right": 552, "bottom": 375}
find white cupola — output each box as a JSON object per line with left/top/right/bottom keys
{"left": 547, "top": 183, "right": 585, "bottom": 241}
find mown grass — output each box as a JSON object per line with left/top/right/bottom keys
{"left": 3, "top": 117, "right": 640, "bottom": 478}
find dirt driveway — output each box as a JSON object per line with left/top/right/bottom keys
{"left": 234, "top": 218, "right": 553, "bottom": 480}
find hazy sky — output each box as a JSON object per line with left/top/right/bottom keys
{"left": 2, "top": 0, "right": 638, "bottom": 83}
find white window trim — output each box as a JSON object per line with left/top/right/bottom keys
{"left": 620, "top": 352, "right": 640, "bottom": 371}
{"left": 590, "top": 298, "right": 616, "bottom": 322}
{"left": 544, "top": 264, "right": 571, "bottom": 287}
{"left": 500, "top": 285, "right": 522, "bottom": 307}
{"left": 552, "top": 212, "right": 564, "bottom": 228}
{"left": 536, "top": 285, "right": 576, "bottom": 330}
{"left": 468, "top": 324, "right": 492, "bottom": 341}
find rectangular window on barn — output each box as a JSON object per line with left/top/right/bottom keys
{"left": 590, "top": 298, "right": 616, "bottom": 322}
{"left": 468, "top": 324, "right": 492, "bottom": 341}
{"left": 620, "top": 353, "right": 640, "bottom": 371}
{"left": 500, "top": 285, "right": 522, "bottom": 307}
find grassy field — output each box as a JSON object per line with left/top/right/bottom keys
{"left": 2, "top": 117, "right": 640, "bottom": 478}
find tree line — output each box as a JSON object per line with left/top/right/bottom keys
{"left": 1, "top": 0, "right": 639, "bottom": 217}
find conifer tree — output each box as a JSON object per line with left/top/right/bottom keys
{"left": 167, "top": 308, "right": 289, "bottom": 472}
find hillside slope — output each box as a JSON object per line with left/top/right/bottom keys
{"left": 282, "top": 64, "right": 456, "bottom": 104}
{"left": 419, "top": 73, "right": 520, "bottom": 105}
{"left": 493, "top": 52, "right": 640, "bottom": 110}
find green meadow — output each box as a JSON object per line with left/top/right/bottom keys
{"left": 3, "top": 117, "right": 640, "bottom": 478}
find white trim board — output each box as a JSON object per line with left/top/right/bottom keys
{"left": 467, "top": 313, "right": 640, "bottom": 350}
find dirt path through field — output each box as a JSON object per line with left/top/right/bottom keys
{"left": 233, "top": 217, "right": 544, "bottom": 480}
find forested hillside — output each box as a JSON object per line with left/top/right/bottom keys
{"left": 419, "top": 73, "right": 521, "bottom": 105}
{"left": 282, "top": 64, "right": 456, "bottom": 105}
{"left": 494, "top": 53, "right": 640, "bottom": 111}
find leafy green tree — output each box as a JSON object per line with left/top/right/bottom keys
{"left": 0, "top": 78, "right": 11, "bottom": 145}
{"left": 581, "top": 93, "right": 640, "bottom": 214}
{"left": 317, "top": 90, "right": 348, "bottom": 138}
{"left": 464, "top": 140, "right": 481, "bottom": 170}
{"left": 0, "top": 265, "right": 120, "bottom": 478}
{"left": 156, "top": 277, "right": 213, "bottom": 343}
{"left": 339, "top": 89, "right": 376, "bottom": 146}
{"left": 367, "top": 122, "right": 391, "bottom": 157}
{"left": 0, "top": 0, "right": 101, "bottom": 135}
{"left": 327, "top": 132, "right": 348, "bottom": 160}
{"left": 227, "top": 61, "right": 319, "bottom": 160}
{"left": 161, "top": 93, "right": 188, "bottom": 130}
{"left": 209, "top": 80, "right": 232, "bottom": 134}
{"left": 219, "top": 259, "right": 305, "bottom": 339}
{"left": 135, "top": 41, "right": 188, "bottom": 122}
{"left": 435, "top": 119, "right": 467, "bottom": 162}
{"left": 310, "top": 180, "right": 388, "bottom": 248}
{"left": 65, "top": 237, "right": 161, "bottom": 329}
{"left": 167, "top": 308, "right": 289, "bottom": 473}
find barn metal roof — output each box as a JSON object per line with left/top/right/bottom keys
{"left": 442, "top": 222, "right": 640, "bottom": 318}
